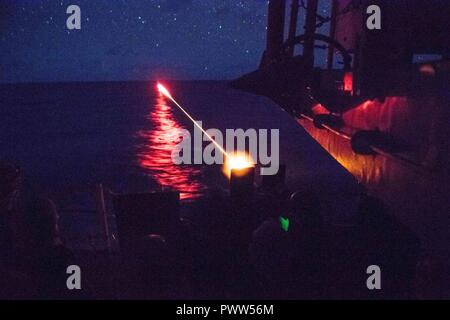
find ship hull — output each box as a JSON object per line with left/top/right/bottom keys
{"left": 298, "top": 95, "right": 450, "bottom": 267}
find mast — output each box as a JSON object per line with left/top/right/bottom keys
{"left": 264, "top": 0, "right": 286, "bottom": 65}
{"left": 327, "top": 0, "right": 338, "bottom": 69}
{"left": 303, "top": 0, "right": 319, "bottom": 68}
{"left": 287, "top": 0, "right": 300, "bottom": 57}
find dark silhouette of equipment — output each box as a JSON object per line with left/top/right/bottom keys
{"left": 112, "top": 191, "right": 179, "bottom": 254}
{"left": 230, "top": 167, "right": 255, "bottom": 201}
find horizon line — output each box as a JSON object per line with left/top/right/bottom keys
{"left": 0, "top": 78, "right": 232, "bottom": 86}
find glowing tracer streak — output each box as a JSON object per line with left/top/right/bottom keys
{"left": 157, "top": 83, "right": 231, "bottom": 160}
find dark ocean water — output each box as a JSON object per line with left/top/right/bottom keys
{"left": 0, "top": 81, "right": 358, "bottom": 245}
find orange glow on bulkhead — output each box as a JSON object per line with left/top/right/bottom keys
{"left": 343, "top": 72, "right": 354, "bottom": 93}
{"left": 312, "top": 103, "right": 329, "bottom": 115}
{"left": 361, "top": 100, "right": 372, "bottom": 110}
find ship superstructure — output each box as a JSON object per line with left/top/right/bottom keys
{"left": 233, "top": 0, "right": 450, "bottom": 270}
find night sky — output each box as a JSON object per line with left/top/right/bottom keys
{"left": 0, "top": 0, "right": 329, "bottom": 83}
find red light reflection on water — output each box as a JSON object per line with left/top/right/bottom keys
{"left": 138, "top": 95, "right": 205, "bottom": 200}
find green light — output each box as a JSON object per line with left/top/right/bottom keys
{"left": 280, "top": 216, "right": 290, "bottom": 232}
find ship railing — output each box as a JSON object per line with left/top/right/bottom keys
{"left": 56, "top": 183, "right": 115, "bottom": 254}
{"left": 299, "top": 113, "right": 427, "bottom": 171}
